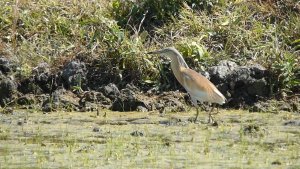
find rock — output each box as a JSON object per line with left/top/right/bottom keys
{"left": 79, "top": 91, "right": 112, "bottom": 111}
{"left": 278, "top": 101, "right": 292, "bottom": 112}
{"left": 199, "top": 70, "right": 210, "bottom": 79}
{"left": 42, "top": 88, "right": 79, "bottom": 112}
{"left": 80, "top": 101, "right": 98, "bottom": 112}
{"left": 17, "top": 94, "right": 36, "bottom": 105}
{"left": 249, "top": 64, "right": 267, "bottom": 79}
{"left": 208, "top": 60, "right": 237, "bottom": 83}
{"left": 130, "top": 131, "right": 144, "bottom": 137}
{"left": 92, "top": 127, "right": 100, "bottom": 132}
{"left": 111, "top": 86, "right": 150, "bottom": 112}
{"left": 39, "top": 73, "right": 63, "bottom": 93}
{"left": 243, "top": 124, "right": 260, "bottom": 134}
{"left": 0, "top": 57, "right": 16, "bottom": 75}
{"left": 218, "top": 60, "right": 238, "bottom": 70}
{"left": 246, "top": 78, "right": 268, "bottom": 97}
{"left": 136, "top": 106, "right": 148, "bottom": 112}
{"left": 159, "top": 117, "right": 183, "bottom": 126}
{"left": 2, "top": 107, "right": 13, "bottom": 114}
{"left": 57, "top": 90, "right": 80, "bottom": 111}
{"left": 61, "top": 60, "right": 86, "bottom": 89}
{"left": 243, "top": 124, "right": 265, "bottom": 137}
{"left": 86, "top": 59, "right": 122, "bottom": 90}
{"left": 228, "top": 66, "right": 252, "bottom": 85}
{"left": 18, "top": 62, "right": 61, "bottom": 94}
{"left": 42, "top": 102, "right": 54, "bottom": 112}
{"left": 271, "top": 160, "right": 282, "bottom": 165}
{"left": 98, "top": 83, "right": 120, "bottom": 100}
{"left": 250, "top": 100, "right": 296, "bottom": 113}
{"left": 111, "top": 88, "right": 136, "bottom": 111}
{"left": 0, "top": 76, "right": 18, "bottom": 106}
{"left": 96, "top": 92, "right": 112, "bottom": 108}
{"left": 212, "top": 65, "right": 236, "bottom": 81}
{"left": 217, "top": 83, "right": 230, "bottom": 96}
{"left": 124, "top": 83, "right": 140, "bottom": 92}
{"left": 283, "top": 120, "right": 300, "bottom": 126}
{"left": 158, "top": 60, "right": 272, "bottom": 109}
{"left": 32, "top": 62, "right": 50, "bottom": 75}
{"left": 228, "top": 65, "right": 268, "bottom": 91}
{"left": 18, "top": 77, "right": 43, "bottom": 94}
{"left": 42, "top": 93, "right": 59, "bottom": 112}
{"left": 208, "top": 61, "right": 269, "bottom": 104}
{"left": 207, "top": 60, "right": 239, "bottom": 99}
{"left": 155, "top": 91, "right": 187, "bottom": 112}
{"left": 250, "top": 102, "right": 268, "bottom": 112}
{"left": 292, "top": 101, "right": 299, "bottom": 113}
{"left": 17, "top": 120, "right": 23, "bottom": 126}
{"left": 80, "top": 91, "right": 98, "bottom": 102}
{"left": 155, "top": 103, "right": 164, "bottom": 111}
{"left": 34, "top": 62, "right": 57, "bottom": 93}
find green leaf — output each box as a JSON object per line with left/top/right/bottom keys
{"left": 291, "top": 39, "right": 300, "bottom": 45}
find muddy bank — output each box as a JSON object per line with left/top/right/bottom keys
{"left": 0, "top": 110, "right": 300, "bottom": 168}
{"left": 0, "top": 56, "right": 299, "bottom": 113}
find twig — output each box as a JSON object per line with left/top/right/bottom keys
{"left": 12, "top": 0, "right": 19, "bottom": 54}
{"left": 137, "top": 10, "right": 148, "bottom": 35}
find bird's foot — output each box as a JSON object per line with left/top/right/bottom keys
{"left": 188, "top": 117, "right": 200, "bottom": 123}
{"left": 208, "top": 115, "right": 218, "bottom": 126}
{"left": 208, "top": 115, "right": 214, "bottom": 124}
{"left": 188, "top": 117, "right": 196, "bottom": 122}
{"left": 189, "top": 108, "right": 200, "bottom": 123}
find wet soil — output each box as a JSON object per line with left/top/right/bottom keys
{"left": 0, "top": 109, "right": 299, "bottom": 168}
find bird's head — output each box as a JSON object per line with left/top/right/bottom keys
{"left": 147, "top": 47, "right": 189, "bottom": 68}
{"left": 147, "top": 47, "right": 179, "bottom": 59}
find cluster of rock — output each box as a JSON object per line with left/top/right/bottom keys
{"left": 0, "top": 56, "right": 298, "bottom": 113}
{"left": 0, "top": 56, "right": 187, "bottom": 113}
{"left": 207, "top": 60, "right": 270, "bottom": 108}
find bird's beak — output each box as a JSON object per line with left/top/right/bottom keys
{"left": 149, "top": 53, "right": 170, "bottom": 63}
{"left": 147, "top": 49, "right": 169, "bottom": 61}
{"left": 147, "top": 51, "right": 154, "bottom": 54}
{"left": 147, "top": 49, "right": 163, "bottom": 55}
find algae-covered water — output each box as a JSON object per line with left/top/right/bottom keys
{"left": 0, "top": 109, "right": 299, "bottom": 168}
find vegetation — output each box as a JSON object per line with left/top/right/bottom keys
{"left": 0, "top": 1, "right": 299, "bottom": 168}
{"left": 0, "top": 0, "right": 299, "bottom": 94}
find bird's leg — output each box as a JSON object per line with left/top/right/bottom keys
{"left": 200, "top": 104, "right": 209, "bottom": 111}
{"left": 215, "top": 106, "right": 220, "bottom": 115}
{"left": 208, "top": 104, "right": 215, "bottom": 124}
{"left": 211, "top": 104, "right": 220, "bottom": 116}
{"left": 190, "top": 97, "right": 199, "bottom": 123}
{"left": 194, "top": 107, "right": 199, "bottom": 123}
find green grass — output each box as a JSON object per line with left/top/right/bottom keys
{"left": 0, "top": 0, "right": 299, "bottom": 91}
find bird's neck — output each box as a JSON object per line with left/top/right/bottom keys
{"left": 170, "top": 57, "right": 185, "bottom": 85}
{"left": 175, "top": 54, "right": 189, "bottom": 69}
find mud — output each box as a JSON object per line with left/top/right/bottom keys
{"left": 0, "top": 109, "right": 299, "bottom": 168}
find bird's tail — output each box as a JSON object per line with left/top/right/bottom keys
{"left": 213, "top": 88, "right": 226, "bottom": 105}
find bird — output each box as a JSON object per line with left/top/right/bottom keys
{"left": 147, "top": 47, "right": 226, "bottom": 123}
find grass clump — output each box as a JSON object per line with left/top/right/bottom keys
{"left": 0, "top": 0, "right": 159, "bottom": 84}
{"left": 0, "top": 0, "right": 299, "bottom": 94}
{"left": 153, "top": 1, "right": 300, "bottom": 93}
{"left": 111, "top": 0, "right": 221, "bottom": 31}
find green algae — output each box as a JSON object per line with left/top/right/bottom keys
{"left": 0, "top": 109, "right": 299, "bottom": 168}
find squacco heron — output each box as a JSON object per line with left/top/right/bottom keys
{"left": 148, "top": 47, "right": 226, "bottom": 123}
